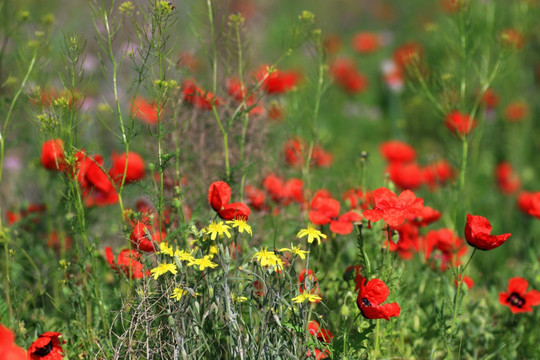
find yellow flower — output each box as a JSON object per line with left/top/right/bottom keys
{"left": 174, "top": 249, "right": 195, "bottom": 262}
{"left": 209, "top": 245, "right": 218, "bottom": 256}
{"left": 291, "top": 293, "right": 322, "bottom": 303}
{"left": 279, "top": 245, "right": 309, "bottom": 260}
{"left": 204, "top": 221, "right": 232, "bottom": 240}
{"left": 296, "top": 223, "right": 327, "bottom": 245}
{"left": 150, "top": 263, "right": 178, "bottom": 280}
{"left": 232, "top": 294, "right": 248, "bottom": 303}
{"left": 252, "top": 247, "right": 284, "bottom": 271}
{"left": 159, "top": 242, "right": 174, "bottom": 257}
{"left": 170, "top": 287, "right": 187, "bottom": 301}
{"left": 226, "top": 219, "right": 253, "bottom": 236}
{"left": 189, "top": 256, "right": 218, "bottom": 271}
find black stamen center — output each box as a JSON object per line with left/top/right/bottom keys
{"left": 33, "top": 341, "right": 53, "bottom": 356}
{"left": 362, "top": 297, "right": 372, "bottom": 307}
{"left": 507, "top": 292, "right": 525, "bottom": 308}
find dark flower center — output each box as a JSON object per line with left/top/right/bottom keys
{"left": 361, "top": 297, "right": 372, "bottom": 307}
{"left": 33, "top": 340, "right": 53, "bottom": 356}
{"left": 506, "top": 292, "right": 525, "bottom": 308}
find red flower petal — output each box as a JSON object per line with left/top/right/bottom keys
{"left": 360, "top": 302, "right": 401, "bottom": 320}
{"left": 218, "top": 202, "right": 251, "bottom": 220}
{"left": 208, "top": 181, "right": 231, "bottom": 211}
{"left": 362, "top": 278, "right": 390, "bottom": 305}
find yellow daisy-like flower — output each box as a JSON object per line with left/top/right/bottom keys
{"left": 291, "top": 293, "right": 322, "bottom": 303}
{"left": 209, "top": 245, "right": 218, "bottom": 256}
{"left": 226, "top": 219, "right": 253, "bottom": 236}
{"left": 174, "top": 249, "right": 195, "bottom": 262}
{"left": 150, "top": 263, "right": 178, "bottom": 280}
{"left": 170, "top": 287, "right": 187, "bottom": 301}
{"left": 232, "top": 294, "right": 248, "bottom": 303}
{"left": 204, "top": 221, "right": 232, "bottom": 240}
{"left": 252, "top": 247, "right": 284, "bottom": 271}
{"left": 296, "top": 223, "right": 327, "bottom": 245}
{"left": 279, "top": 245, "right": 309, "bottom": 260}
{"left": 189, "top": 256, "right": 218, "bottom": 271}
{"left": 159, "top": 242, "right": 174, "bottom": 257}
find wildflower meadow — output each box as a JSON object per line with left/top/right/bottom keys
{"left": 1, "top": 0, "right": 540, "bottom": 358}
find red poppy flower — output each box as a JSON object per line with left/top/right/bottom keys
{"left": 208, "top": 181, "right": 231, "bottom": 211}
{"left": 495, "top": 162, "right": 521, "bottom": 194}
{"left": 386, "top": 162, "right": 424, "bottom": 190}
{"left": 0, "top": 324, "right": 26, "bottom": 360}
{"left": 379, "top": 140, "right": 416, "bottom": 163}
{"left": 267, "top": 102, "right": 285, "bottom": 121}
{"left": 105, "top": 246, "right": 147, "bottom": 279}
{"left": 41, "top": 139, "right": 65, "bottom": 171}
{"left": 499, "top": 277, "right": 540, "bottom": 313}
{"left": 75, "top": 153, "right": 118, "bottom": 207}
{"left": 388, "top": 222, "right": 420, "bottom": 260}
{"left": 464, "top": 214, "right": 511, "bottom": 250}
{"left": 480, "top": 88, "right": 499, "bottom": 108}
{"left": 517, "top": 191, "right": 540, "bottom": 218}
{"left": 309, "top": 191, "right": 362, "bottom": 235}
{"left": 394, "top": 42, "right": 423, "bottom": 69}
{"left": 299, "top": 269, "right": 321, "bottom": 302}
{"left": 109, "top": 151, "right": 145, "bottom": 184}
{"left": 329, "top": 58, "right": 368, "bottom": 94}
{"left": 504, "top": 101, "right": 528, "bottom": 122}
{"left": 356, "top": 278, "right": 400, "bottom": 320}
{"left": 454, "top": 275, "right": 474, "bottom": 290}
{"left": 311, "top": 145, "right": 333, "bottom": 167}
{"left": 284, "top": 138, "right": 304, "bottom": 167}
{"left": 422, "top": 160, "right": 455, "bottom": 190}
{"left": 352, "top": 32, "right": 381, "bottom": 54}
{"left": 342, "top": 187, "right": 373, "bottom": 211}
{"left": 445, "top": 111, "right": 476, "bottom": 136}
{"left": 6, "top": 203, "right": 47, "bottom": 226}
{"left": 424, "top": 229, "right": 467, "bottom": 270}
{"left": 131, "top": 97, "right": 159, "bottom": 124}
{"left": 208, "top": 181, "right": 250, "bottom": 220}
{"left": 177, "top": 51, "right": 201, "bottom": 71}
{"left": 499, "top": 29, "right": 525, "bottom": 49}
{"left": 245, "top": 185, "right": 267, "bottom": 211}
{"left": 308, "top": 320, "right": 333, "bottom": 343}
{"left": 130, "top": 222, "right": 165, "bottom": 252}
{"left": 182, "top": 80, "right": 222, "bottom": 110}
{"left": 408, "top": 205, "right": 441, "bottom": 227}
{"left": 440, "top": 0, "right": 466, "bottom": 13}
{"left": 256, "top": 65, "right": 300, "bottom": 95}
{"left": 27, "top": 332, "right": 65, "bottom": 360}
{"left": 363, "top": 187, "right": 423, "bottom": 227}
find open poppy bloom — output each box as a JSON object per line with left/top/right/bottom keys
{"left": 208, "top": 181, "right": 251, "bottom": 220}
{"left": 306, "top": 320, "right": 333, "bottom": 360}
{"left": 379, "top": 140, "right": 416, "bottom": 163}
{"left": 130, "top": 222, "right": 165, "bottom": 252}
{"left": 352, "top": 32, "right": 381, "bottom": 54}
{"left": 356, "top": 278, "right": 400, "bottom": 320}
{"left": 517, "top": 191, "right": 540, "bottom": 218}
{"left": 464, "top": 214, "right": 511, "bottom": 250}
{"left": 363, "top": 187, "right": 423, "bottom": 227}
{"left": 329, "top": 58, "right": 369, "bottom": 94}
{"left": 27, "top": 332, "right": 65, "bottom": 360}
{"left": 182, "top": 79, "right": 222, "bottom": 110}
{"left": 407, "top": 205, "right": 441, "bottom": 227}
{"left": 495, "top": 162, "right": 521, "bottom": 194}
{"left": 424, "top": 229, "right": 467, "bottom": 270}
{"left": 388, "top": 222, "right": 420, "bottom": 260}
{"left": 454, "top": 275, "right": 474, "bottom": 290}
{"left": 394, "top": 42, "right": 423, "bottom": 70}
{"left": 422, "top": 160, "right": 455, "bottom": 190}
{"left": 256, "top": 65, "right": 300, "bottom": 95}
{"left": 132, "top": 97, "right": 159, "bottom": 124}
{"left": 0, "top": 324, "right": 26, "bottom": 360}
{"left": 109, "top": 151, "right": 145, "bottom": 184}
{"left": 499, "top": 277, "right": 540, "bottom": 313}
{"left": 105, "top": 246, "right": 147, "bottom": 279}
{"left": 386, "top": 162, "right": 424, "bottom": 190}
{"left": 445, "top": 111, "right": 476, "bottom": 136}
{"left": 309, "top": 190, "right": 362, "bottom": 235}
{"left": 41, "top": 139, "right": 65, "bottom": 171}
{"left": 245, "top": 184, "right": 267, "bottom": 211}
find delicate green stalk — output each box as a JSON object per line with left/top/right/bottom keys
{"left": 3, "top": 241, "right": 12, "bottom": 318}
{"left": 374, "top": 319, "right": 381, "bottom": 358}
{"left": 447, "top": 248, "right": 476, "bottom": 359}
{"left": 207, "top": 0, "right": 218, "bottom": 94}
{"left": 458, "top": 136, "right": 468, "bottom": 195}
